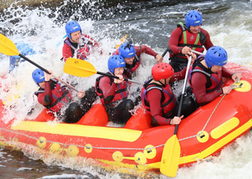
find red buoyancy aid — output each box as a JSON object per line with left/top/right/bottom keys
{"left": 141, "top": 79, "right": 177, "bottom": 117}
{"left": 189, "top": 57, "right": 223, "bottom": 93}
{"left": 172, "top": 22, "right": 205, "bottom": 59}
{"left": 35, "top": 79, "right": 72, "bottom": 112}
{"left": 64, "top": 37, "right": 90, "bottom": 60}
{"left": 95, "top": 74, "right": 129, "bottom": 106}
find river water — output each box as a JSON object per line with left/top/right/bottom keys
{"left": 1, "top": 0, "right": 252, "bottom": 178}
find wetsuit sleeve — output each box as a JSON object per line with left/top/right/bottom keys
{"left": 83, "top": 34, "right": 100, "bottom": 47}
{"left": 168, "top": 27, "right": 183, "bottom": 55}
{"left": 170, "top": 67, "right": 187, "bottom": 82}
{"left": 62, "top": 43, "right": 73, "bottom": 62}
{"left": 222, "top": 67, "right": 233, "bottom": 78}
{"left": 201, "top": 28, "right": 214, "bottom": 50}
{"left": 99, "top": 77, "right": 117, "bottom": 104}
{"left": 191, "top": 72, "right": 222, "bottom": 106}
{"left": 37, "top": 81, "right": 53, "bottom": 106}
{"left": 147, "top": 89, "right": 172, "bottom": 125}
{"left": 135, "top": 45, "right": 157, "bottom": 57}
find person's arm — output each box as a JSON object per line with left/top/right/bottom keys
{"left": 191, "top": 72, "right": 222, "bottom": 105}
{"left": 201, "top": 28, "right": 214, "bottom": 50}
{"left": 37, "top": 82, "right": 53, "bottom": 106}
{"left": 147, "top": 89, "right": 172, "bottom": 125}
{"left": 83, "top": 34, "right": 100, "bottom": 47}
{"left": 62, "top": 43, "right": 73, "bottom": 62}
{"left": 135, "top": 45, "right": 163, "bottom": 62}
{"left": 168, "top": 28, "right": 184, "bottom": 55}
{"left": 99, "top": 77, "right": 117, "bottom": 104}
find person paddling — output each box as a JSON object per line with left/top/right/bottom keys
{"left": 113, "top": 42, "right": 163, "bottom": 79}
{"left": 189, "top": 46, "right": 241, "bottom": 106}
{"left": 62, "top": 20, "right": 101, "bottom": 62}
{"left": 33, "top": 68, "right": 86, "bottom": 123}
{"left": 141, "top": 61, "right": 195, "bottom": 126}
{"left": 95, "top": 55, "right": 135, "bottom": 124}
{"left": 168, "top": 10, "right": 214, "bottom": 72}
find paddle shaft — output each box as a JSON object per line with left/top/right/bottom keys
{"left": 19, "top": 54, "right": 79, "bottom": 92}
{"left": 191, "top": 49, "right": 203, "bottom": 56}
{"left": 97, "top": 71, "right": 142, "bottom": 85}
{"left": 174, "top": 56, "right": 192, "bottom": 134}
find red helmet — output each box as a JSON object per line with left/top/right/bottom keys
{"left": 151, "top": 62, "right": 174, "bottom": 81}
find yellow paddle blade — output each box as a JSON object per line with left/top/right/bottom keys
{"left": 160, "top": 135, "right": 181, "bottom": 177}
{"left": 0, "top": 33, "right": 19, "bottom": 56}
{"left": 115, "top": 35, "right": 127, "bottom": 49}
{"left": 63, "top": 58, "right": 97, "bottom": 77}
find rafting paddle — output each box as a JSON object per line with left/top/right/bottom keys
{"left": 160, "top": 55, "right": 192, "bottom": 177}
{"left": 63, "top": 57, "right": 142, "bottom": 85}
{"left": 0, "top": 33, "right": 79, "bottom": 92}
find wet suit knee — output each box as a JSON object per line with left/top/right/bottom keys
{"left": 121, "top": 99, "right": 134, "bottom": 123}
{"left": 64, "top": 102, "right": 84, "bottom": 123}
{"left": 81, "top": 86, "right": 98, "bottom": 114}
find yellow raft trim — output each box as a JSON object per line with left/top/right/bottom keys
{"left": 11, "top": 121, "right": 142, "bottom": 142}
{"left": 179, "top": 119, "right": 252, "bottom": 164}
{"left": 211, "top": 117, "right": 239, "bottom": 139}
{"left": 99, "top": 119, "right": 252, "bottom": 170}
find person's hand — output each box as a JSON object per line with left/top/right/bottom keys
{"left": 114, "top": 75, "right": 124, "bottom": 84}
{"left": 45, "top": 70, "right": 53, "bottom": 81}
{"left": 222, "top": 86, "right": 233, "bottom": 95}
{"left": 77, "top": 90, "right": 85, "bottom": 98}
{"left": 181, "top": 46, "right": 191, "bottom": 55}
{"left": 186, "top": 52, "right": 197, "bottom": 64}
{"left": 170, "top": 115, "right": 184, "bottom": 125}
{"left": 231, "top": 72, "right": 242, "bottom": 82}
{"left": 155, "top": 54, "right": 163, "bottom": 62}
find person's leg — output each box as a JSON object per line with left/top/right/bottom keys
{"left": 80, "top": 86, "right": 98, "bottom": 114}
{"left": 64, "top": 102, "right": 84, "bottom": 123}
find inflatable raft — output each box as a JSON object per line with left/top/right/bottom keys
{"left": 0, "top": 62, "right": 252, "bottom": 176}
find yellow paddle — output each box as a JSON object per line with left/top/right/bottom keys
{"left": 115, "top": 35, "right": 128, "bottom": 49}
{"left": 63, "top": 57, "right": 142, "bottom": 85}
{"left": 0, "top": 33, "right": 79, "bottom": 92}
{"left": 160, "top": 56, "right": 192, "bottom": 177}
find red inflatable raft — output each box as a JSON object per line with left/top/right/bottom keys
{"left": 0, "top": 62, "right": 252, "bottom": 176}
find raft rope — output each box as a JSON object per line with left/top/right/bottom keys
{"left": 179, "top": 80, "right": 241, "bottom": 142}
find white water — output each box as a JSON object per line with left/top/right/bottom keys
{"left": 1, "top": 0, "right": 252, "bottom": 178}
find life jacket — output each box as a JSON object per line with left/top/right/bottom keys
{"left": 64, "top": 36, "right": 90, "bottom": 60}
{"left": 95, "top": 73, "right": 129, "bottom": 106}
{"left": 189, "top": 57, "right": 223, "bottom": 93}
{"left": 141, "top": 79, "right": 177, "bottom": 118}
{"left": 112, "top": 49, "right": 140, "bottom": 79}
{"left": 35, "top": 79, "right": 72, "bottom": 112}
{"left": 171, "top": 22, "right": 206, "bottom": 59}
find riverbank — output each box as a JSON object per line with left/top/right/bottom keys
{"left": 0, "top": 0, "right": 62, "bottom": 9}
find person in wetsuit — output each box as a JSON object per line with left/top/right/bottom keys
{"left": 189, "top": 46, "right": 241, "bottom": 106}
{"left": 168, "top": 10, "right": 214, "bottom": 72}
{"left": 95, "top": 55, "right": 135, "bottom": 124}
{"left": 62, "top": 20, "right": 101, "bottom": 62}
{"left": 33, "top": 68, "right": 86, "bottom": 123}
{"left": 113, "top": 42, "right": 163, "bottom": 79}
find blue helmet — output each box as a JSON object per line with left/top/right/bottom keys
{"left": 185, "top": 10, "right": 202, "bottom": 29}
{"left": 108, "top": 55, "right": 125, "bottom": 74}
{"left": 205, "top": 46, "right": 228, "bottom": 68}
{"left": 119, "top": 42, "right": 136, "bottom": 58}
{"left": 65, "top": 21, "right": 82, "bottom": 39}
{"left": 32, "top": 68, "right": 45, "bottom": 86}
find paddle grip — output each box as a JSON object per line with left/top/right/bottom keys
{"left": 161, "top": 47, "right": 171, "bottom": 57}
